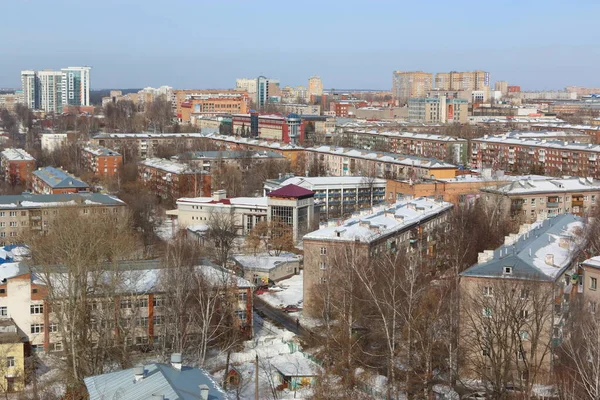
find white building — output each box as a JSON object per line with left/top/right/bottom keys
{"left": 20, "top": 71, "right": 38, "bottom": 109}
{"left": 235, "top": 78, "right": 257, "bottom": 95}
{"left": 61, "top": 66, "right": 91, "bottom": 107}
{"left": 41, "top": 133, "right": 68, "bottom": 152}
{"left": 38, "top": 70, "right": 63, "bottom": 113}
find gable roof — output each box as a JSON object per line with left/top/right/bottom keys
{"left": 460, "top": 214, "right": 583, "bottom": 282}
{"left": 84, "top": 363, "right": 226, "bottom": 400}
{"left": 32, "top": 167, "right": 88, "bottom": 189}
{"left": 266, "top": 184, "right": 314, "bottom": 199}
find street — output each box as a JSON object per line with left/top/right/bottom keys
{"left": 253, "top": 296, "right": 310, "bottom": 336}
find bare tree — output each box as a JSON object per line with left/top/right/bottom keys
{"left": 206, "top": 209, "right": 238, "bottom": 267}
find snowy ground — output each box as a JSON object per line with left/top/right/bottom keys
{"left": 257, "top": 272, "right": 303, "bottom": 310}
{"left": 156, "top": 217, "right": 178, "bottom": 241}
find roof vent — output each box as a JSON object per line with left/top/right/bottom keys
{"left": 171, "top": 353, "right": 182, "bottom": 370}
{"left": 133, "top": 365, "right": 145, "bottom": 382}
{"left": 199, "top": 384, "right": 210, "bottom": 400}
{"left": 545, "top": 254, "right": 555, "bottom": 266}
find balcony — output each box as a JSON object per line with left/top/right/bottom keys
{"left": 547, "top": 202, "right": 559, "bottom": 208}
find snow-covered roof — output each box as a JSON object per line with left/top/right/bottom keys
{"left": 304, "top": 197, "right": 453, "bottom": 243}
{"left": 83, "top": 145, "right": 121, "bottom": 157}
{"left": 273, "top": 175, "right": 387, "bottom": 189}
{"left": 92, "top": 131, "right": 213, "bottom": 139}
{"left": 460, "top": 214, "right": 583, "bottom": 281}
{"left": 473, "top": 134, "right": 600, "bottom": 153}
{"left": 201, "top": 133, "right": 304, "bottom": 150}
{"left": 482, "top": 177, "right": 600, "bottom": 195}
{"left": 306, "top": 145, "right": 457, "bottom": 169}
{"left": 177, "top": 196, "right": 268, "bottom": 208}
{"left": 0, "top": 148, "right": 34, "bottom": 161}
{"left": 531, "top": 123, "right": 600, "bottom": 131}
{"left": 233, "top": 253, "right": 300, "bottom": 272}
{"left": 582, "top": 256, "right": 600, "bottom": 269}
{"left": 342, "top": 129, "right": 468, "bottom": 143}
{"left": 139, "top": 158, "right": 204, "bottom": 174}
{"left": 173, "top": 150, "right": 284, "bottom": 161}
{"left": 0, "top": 193, "right": 125, "bottom": 209}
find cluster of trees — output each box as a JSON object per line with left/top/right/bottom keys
{"left": 103, "top": 96, "right": 174, "bottom": 133}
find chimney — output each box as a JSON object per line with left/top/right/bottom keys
{"left": 212, "top": 190, "right": 227, "bottom": 202}
{"left": 199, "top": 384, "right": 210, "bottom": 400}
{"left": 545, "top": 254, "right": 555, "bottom": 266}
{"left": 559, "top": 237, "right": 571, "bottom": 249}
{"left": 171, "top": 353, "right": 182, "bottom": 370}
{"left": 133, "top": 365, "right": 145, "bottom": 382}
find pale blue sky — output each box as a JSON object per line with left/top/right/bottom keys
{"left": 1, "top": 0, "right": 599, "bottom": 90}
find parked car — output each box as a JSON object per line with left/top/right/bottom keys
{"left": 281, "top": 305, "right": 302, "bottom": 313}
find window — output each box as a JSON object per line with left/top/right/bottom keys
{"left": 120, "top": 299, "right": 132, "bottom": 309}
{"left": 30, "top": 304, "right": 44, "bottom": 315}
{"left": 483, "top": 286, "right": 493, "bottom": 297}
{"left": 520, "top": 330, "right": 529, "bottom": 341}
{"left": 319, "top": 262, "right": 327, "bottom": 270}
{"left": 236, "top": 310, "right": 247, "bottom": 322}
{"left": 590, "top": 301, "right": 597, "bottom": 314}
{"left": 482, "top": 348, "right": 490, "bottom": 356}
{"left": 152, "top": 297, "right": 163, "bottom": 307}
{"left": 31, "top": 344, "right": 43, "bottom": 353}
{"left": 20, "top": 211, "right": 25, "bottom": 216}
{"left": 8, "top": 222, "right": 16, "bottom": 227}
{"left": 504, "top": 266, "right": 512, "bottom": 275}
{"left": 483, "top": 307, "right": 492, "bottom": 318}
{"left": 591, "top": 277, "right": 598, "bottom": 290}
{"left": 520, "top": 289, "right": 530, "bottom": 299}
{"left": 0, "top": 307, "right": 6, "bottom": 316}
{"left": 520, "top": 309, "right": 529, "bottom": 319}
{"left": 136, "top": 336, "right": 149, "bottom": 344}
{"left": 137, "top": 317, "right": 149, "bottom": 327}
{"left": 6, "top": 357, "right": 14, "bottom": 368}
{"left": 238, "top": 291, "right": 247, "bottom": 302}
{"left": 0, "top": 289, "right": 5, "bottom": 294}
{"left": 320, "top": 247, "right": 327, "bottom": 256}
{"left": 49, "top": 342, "right": 63, "bottom": 352}
{"left": 320, "top": 277, "right": 327, "bottom": 284}
{"left": 136, "top": 298, "right": 148, "bottom": 308}
{"left": 153, "top": 315, "right": 163, "bottom": 326}
{"left": 8, "top": 212, "right": 16, "bottom": 217}
{"left": 518, "top": 348, "right": 527, "bottom": 361}
{"left": 49, "top": 323, "right": 58, "bottom": 333}
{"left": 30, "top": 324, "right": 44, "bottom": 334}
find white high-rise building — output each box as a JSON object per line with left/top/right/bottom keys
{"left": 38, "top": 70, "right": 63, "bottom": 113}
{"left": 235, "top": 78, "right": 257, "bottom": 95}
{"left": 20, "top": 71, "right": 38, "bottom": 109}
{"left": 61, "top": 66, "right": 91, "bottom": 107}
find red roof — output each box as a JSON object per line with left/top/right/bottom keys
{"left": 267, "top": 184, "right": 314, "bottom": 199}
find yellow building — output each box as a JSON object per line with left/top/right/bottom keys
{"left": 435, "top": 70, "right": 490, "bottom": 91}
{"left": 0, "top": 320, "right": 26, "bottom": 393}
{"left": 392, "top": 71, "right": 433, "bottom": 105}
{"left": 308, "top": 75, "right": 323, "bottom": 97}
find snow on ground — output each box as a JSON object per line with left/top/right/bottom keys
{"left": 258, "top": 271, "right": 304, "bottom": 309}
{"left": 156, "top": 217, "right": 178, "bottom": 241}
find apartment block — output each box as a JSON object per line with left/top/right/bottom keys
{"left": 31, "top": 167, "right": 89, "bottom": 194}
{"left": 471, "top": 133, "right": 600, "bottom": 177}
{"left": 82, "top": 145, "right": 123, "bottom": 178}
{"left": 337, "top": 129, "right": 468, "bottom": 164}
{"left": 435, "top": 70, "right": 490, "bottom": 91}
{"left": 172, "top": 150, "right": 287, "bottom": 172}
{"left": 408, "top": 97, "right": 468, "bottom": 124}
{"left": 92, "top": 132, "right": 208, "bottom": 159}
{"left": 231, "top": 113, "right": 304, "bottom": 144}
{"left": 0, "top": 319, "right": 26, "bottom": 392}
{"left": 458, "top": 214, "right": 582, "bottom": 386}
{"left": 138, "top": 158, "right": 211, "bottom": 202}
{"left": 0, "top": 193, "right": 126, "bottom": 244}
{"left": 0, "top": 149, "right": 35, "bottom": 186}
{"left": 264, "top": 175, "right": 388, "bottom": 220}
{"left": 303, "top": 197, "right": 452, "bottom": 315}
{"left": 392, "top": 71, "right": 433, "bottom": 105}
{"left": 306, "top": 145, "right": 457, "bottom": 180}
{"left": 308, "top": 75, "right": 323, "bottom": 97}
{"left": 481, "top": 177, "right": 600, "bottom": 222}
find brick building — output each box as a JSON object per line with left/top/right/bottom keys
{"left": 82, "top": 145, "right": 123, "bottom": 178}
{"left": 138, "top": 158, "right": 211, "bottom": 202}
{"left": 31, "top": 167, "right": 89, "bottom": 194}
{"left": 178, "top": 92, "right": 249, "bottom": 123}
{"left": 92, "top": 133, "right": 207, "bottom": 159}
{"left": 231, "top": 113, "right": 305, "bottom": 144}
{"left": 0, "top": 149, "right": 36, "bottom": 186}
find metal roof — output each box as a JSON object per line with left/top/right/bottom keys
{"left": 32, "top": 167, "right": 88, "bottom": 189}
{"left": 0, "top": 193, "right": 125, "bottom": 209}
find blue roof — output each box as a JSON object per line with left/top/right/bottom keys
{"left": 84, "top": 362, "right": 227, "bottom": 400}
{"left": 32, "top": 167, "right": 88, "bottom": 189}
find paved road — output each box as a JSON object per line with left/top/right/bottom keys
{"left": 253, "top": 296, "right": 311, "bottom": 336}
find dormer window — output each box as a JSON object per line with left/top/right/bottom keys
{"left": 504, "top": 266, "right": 513, "bottom": 275}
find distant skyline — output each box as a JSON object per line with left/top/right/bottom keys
{"left": 2, "top": 0, "right": 600, "bottom": 91}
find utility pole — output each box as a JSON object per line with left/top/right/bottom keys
{"left": 255, "top": 354, "right": 259, "bottom": 400}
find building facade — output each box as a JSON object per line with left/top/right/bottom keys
{"left": 172, "top": 150, "right": 287, "bottom": 172}
{"left": 82, "top": 145, "right": 123, "bottom": 178}
{"left": 392, "top": 71, "right": 433, "bottom": 105}
{"left": 20, "top": 71, "right": 38, "bottom": 110}
{"left": 31, "top": 167, "right": 89, "bottom": 194}
{"left": 138, "top": 158, "right": 211, "bottom": 202}
{"left": 408, "top": 97, "right": 468, "bottom": 124}
{"left": 38, "top": 71, "right": 63, "bottom": 113}
{"left": 308, "top": 75, "right": 323, "bottom": 97}
{"left": 435, "top": 70, "right": 490, "bottom": 91}
{"left": 0, "top": 149, "right": 35, "bottom": 186}
{"left": 231, "top": 113, "right": 305, "bottom": 144}
{"left": 178, "top": 92, "right": 249, "bottom": 123}
{"left": 60, "top": 67, "right": 91, "bottom": 107}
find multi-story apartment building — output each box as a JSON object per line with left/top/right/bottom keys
{"left": 471, "top": 133, "right": 600, "bottom": 177}
{"left": 138, "top": 158, "right": 211, "bottom": 202}
{"left": 235, "top": 78, "right": 258, "bottom": 95}
{"left": 172, "top": 150, "right": 287, "bottom": 172}
{"left": 31, "top": 167, "right": 89, "bottom": 195}
{"left": 0, "top": 149, "right": 35, "bottom": 186}
{"left": 21, "top": 67, "right": 90, "bottom": 112}
{"left": 495, "top": 81, "right": 508, "bottom": 96}
{"left": 308, "top": 75, "right": 323, "bottom": 97}
{"left": 408, "top": 97, "right": 468, "bottom": 124}
{"left": 303, "top": 197, "right": 452, "bottom": 315}
{"left": 435, "top": 70, "right": 490, "bottom": 91}
{"left": 92, "top": 132, "right": 208, "bottom": 159}
{"left": 38, "top": 71, "right": 63, "bottom": 113}
{"left": 60, "top": 66, "right": 91, "bottom": 107}
{"left": 580, "top": 256, "right": 600, "bottom": 314}
{"left": 40, "top": 133, "right": 69, "bottom": 152}
{"left": 0, "top": 93, "right": 22, "bottom": 112}
{"left": 392, "top": 71, "right": 433, "bottom": 105}
{"left": 458, "top": 214, "right": 582, "bottom": 387}
{"left": 0, "top": 193, "right": 126, "bottom": 244}
{"left": 338, "top": 130, "right": 468, "bottom": 164}
{"left": 306, "top": 145, "right": 457, "bottom": 180}
{"left": 82, "top": 145, "right": 123, "bottom": 178}
{"left": 0, "top": 260, "right": 253, "bottom": 355}
{"left": 231, "top": 113, "right": 304, "bottom": 144}
{"left": 530, "top": 123, "right": 600, "bottom": 143}
{"left": 480, "top": 177, "right": 600, "bottom": 222}
{"left": 264, "top": 175, "right": 388, "bottom": 220}
{"left": 178, "top": 92, "right": 249, "bottom": 123}
{"left": 20, "top": 71, "right": 38, "bottom": 109}
{"left": 0, "top": 319, "right": 26, "bottom": 392}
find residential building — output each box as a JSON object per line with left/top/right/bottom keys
{"left": 336, "top": 129, "right": 468, "bottom": 164}
{"left": 330, "top": 100, "right": 368, "bottom": 117}
{"left": 0, "top": 93, "right": 22, "bottom": 112}
{"left": 458, "top": 214, "right": 582, "bottom": 386}
{"left": 256, "top": 76, "right": 280, "bottom": 108}
{"left": 31, "top": 167, "right": 89, "bottom": 194}
{"left": 172, "top": 150, "right": 287, "bottom": 172}
{"left": 81, "top": 145, "right": 123, "bottom": 178}
{"left": 20, "top": 71, "right": 38, "bottom": 109}
{"left": 408, "top": 97, "right": 468, "bottom": 124}
{"left": 0, "top": 319, "right": 26, "bottom": 392}
{"left": 306, "top": 145, "right": 458, "bottom": 180}
{"left": 392, "top": 71, "right": 433, "bottom": 105}
{"left": 0, "top": 193, "right": 126, "bottom": 243}
{"left": 480, "top": 177, "right": 600, "bottom": 222}
{"left": 565, "top": 86, "right": 600, "bottom": 97}
{"left": 178, "top": 92, "right": 249, "bottom": 123}
{"left": 495, "top": 81, "right": 508, "bottom": 96}
{"left": 60, "top": 66, "right": 91, "bottom": 107}
{"left": 231, "top": 113, "right": 305, "bottom": 144}
{"left": 235, "top": 78, "right": 257, "bottom": 95}
{"left": 471, "top": 133, "right": 600, "bottom": 177}
{"left": 232, "top": 253, "right": 301, "bottom": 285}
{"left": 530, "top": 123, "right": 600, "bottom": 142}
{"left": 308, "top": 75, "right": 323, "bottom": 97}
{"left": 40, "top": 133, "right": 69, "bottom": 152}
{"left": 303, "top": 197, "right": 453, "bottom": 315}
{"left": 579, "top": 256, "right": 600, "bottom": 314}
{"left": 517, "top": 91, "right": 577, "bottom": 101}
{"left": 37, "top": 71, "right": 63, "bottom": 113}
{"left": 138, "top": 158, "right": 211, "bottom": 202}
{"left": 85, "top": 354, "right": 226, "bottom": 400}
{"left": 264, "top": 175, "right": 387, "bottom": 220}
{"left": 435, "top": 70, "right": 490, "bottom": 91}
{"left": 172, "top": 90, "right": 245, "bottom": 119}
{"left": 92, "top": 132, "right": 209, "bottom": 159}
{"left": 0, "top": 149, "right": 35, "bottom": 186}
{"left": 167, "top": 184, "right": 317, "bottom": 242}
